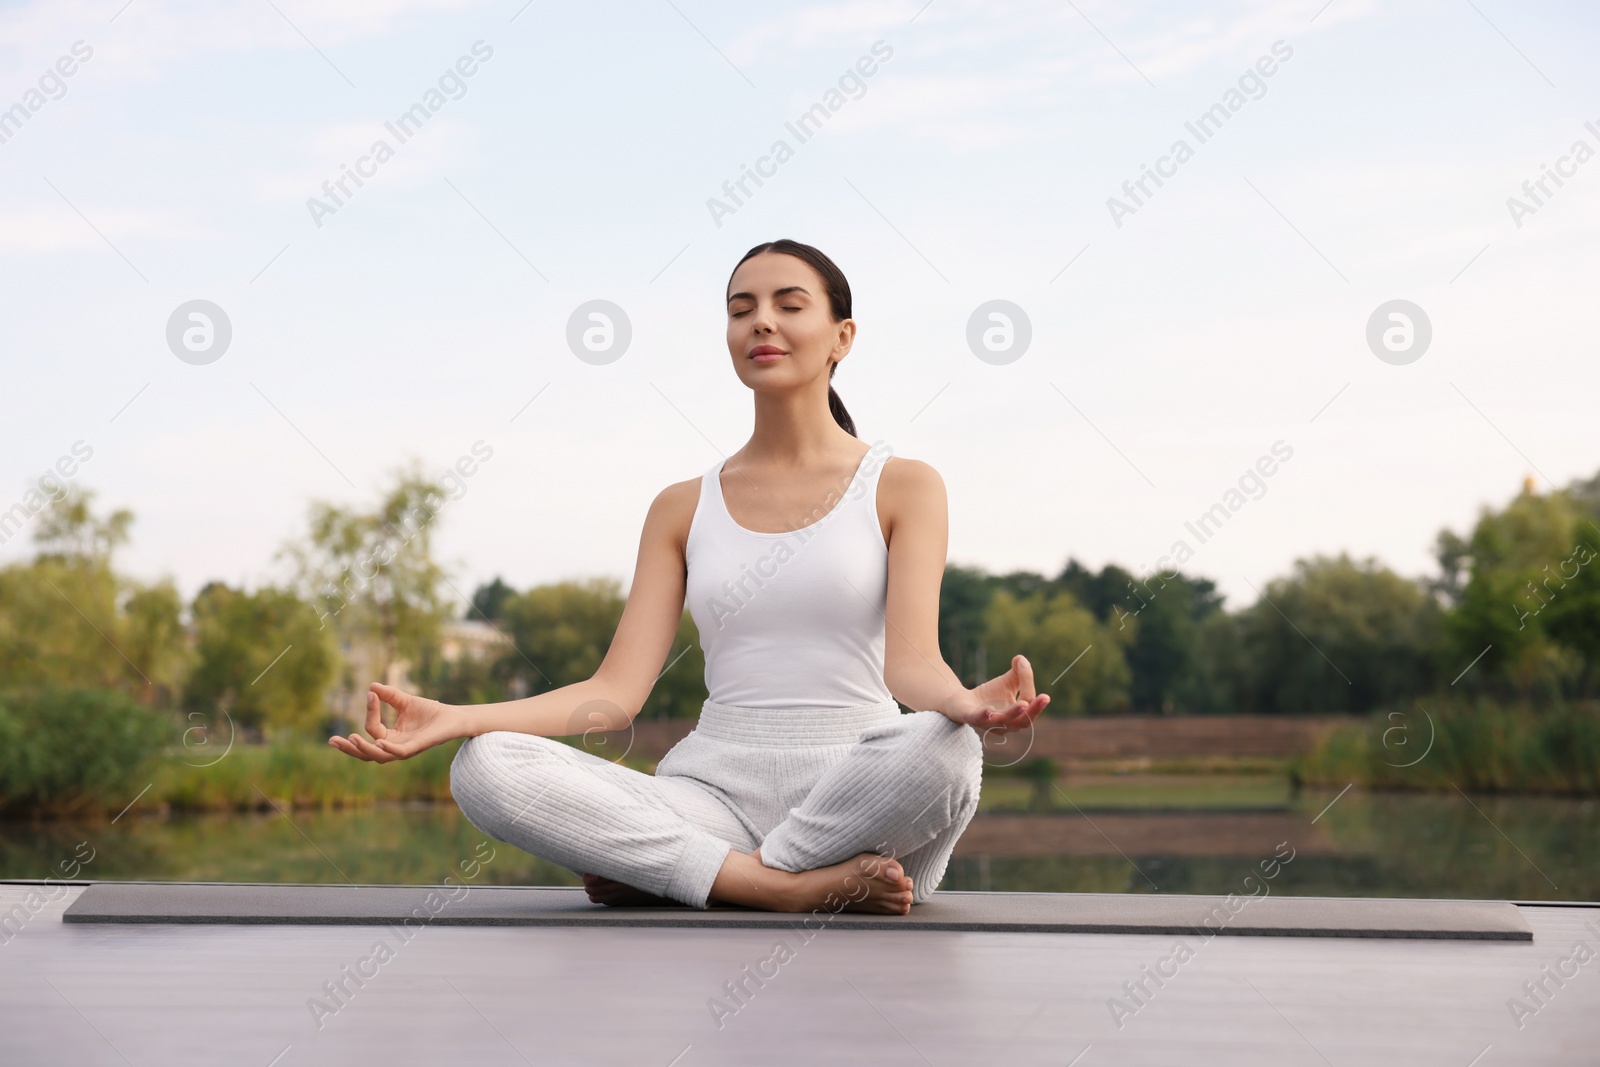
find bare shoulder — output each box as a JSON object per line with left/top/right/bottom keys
{"left": 880, "top": 454, "right": 946, "bottom": 499}
{"left": 646, "top": 472, "right": 706, "bottom": 551}
{"left": 877, "top": 455, "right": 947, "bottom": 543}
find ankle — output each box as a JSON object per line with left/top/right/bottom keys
{"left": 711, "top": 849, "right": 802, "bottom": 911}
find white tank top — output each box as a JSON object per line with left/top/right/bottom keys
{"left": 685, "top": 439, "right": 897, "bottom": 710}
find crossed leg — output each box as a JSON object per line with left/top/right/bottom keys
{"left": 753, "top": 710, "right": 985, "bottom": 905}
{"left": 449, "top": 730, "right": 754, "bottom": 908}
{"left": 450, "top": 710, "right": 983, "bottom": 912}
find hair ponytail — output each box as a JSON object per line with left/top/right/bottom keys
{"left": 730, "top": 238, "right": 859, "bottom": 439}
{"left": 827, "top": 364, "right": 856, "bottom": 438}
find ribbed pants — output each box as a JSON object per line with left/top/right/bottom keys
{"left": 448, "top": 699, "right": 985, "bottom": 910}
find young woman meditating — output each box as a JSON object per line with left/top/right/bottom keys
{"left": 329, "top": 238, "right": 1049, "bottom": 914}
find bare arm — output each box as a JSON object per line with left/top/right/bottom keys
{"left": 331, "top": 478, "right": 696, "bottom": 761}
{"left": 880, "top": 458, "right": 1049, "bottom": 732}
{"left": 453, "top": 481, "right": 692, "bottom": 738}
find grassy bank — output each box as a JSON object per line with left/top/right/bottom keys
{"left": 150, "top": 739, "right": 461, "bottom": 812}
{"left": 0, "top": 683, "right": 659, "bottom": 817}
{"left": 1292, "top": 698, "right": 1600, "bottom": 795}
{"left": 9, "top": 685, "right": 1598, "bottom": 817}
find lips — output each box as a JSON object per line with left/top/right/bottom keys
{"left": 749, "top": 345, "right": 784, "bottom": 358}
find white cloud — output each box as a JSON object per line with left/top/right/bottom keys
{"left": 0, "top": 0, "right": 495, "bottom": 86}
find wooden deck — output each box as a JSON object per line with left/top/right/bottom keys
{"left": 2, "top": 886, "right": 1595, "bottom": 1065}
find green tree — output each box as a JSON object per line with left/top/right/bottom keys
{"left": 1231, "top": 553, "right": 1443, "bottom": 714}
{"left": 0, "top": 490, "right": 185, "bottom": 705}
{"left": 183, "top": 582, "right": 339, "bottom": 738}
{"left": 1442, "top": 481, "right": 1585, "bottom": 697}
{"left": 939, "top": 563, "right": 1055, "bottom": 688}
{"left": 0, "top": 686, "right": 171, "bottom": 815}
{"left": 938, "top": 564, "right": 998, "bottom": 687}
{"left": 981, "top": 587, "right": 1132, "bottom": 715}
{"left": 489, "top": 577, "right": 707, "bottom": 720}
{"left": 1539, "top": 516, "right": 1600, "bottom": 697}
{"left": 32, "top": 487, "right": 133, "bottom": 562}
{"left": 280, "top": 464, "right": 455, "bottom": 712}
{"left": 497, "top": 577, "right": 627, "bottom": 694}
{"left": 468, "top": 577, "right": 515, "bottom": 623}
{"left": 1055, "top": 560, "right": 1225, "bottom": 713}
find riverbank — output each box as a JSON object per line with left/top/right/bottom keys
{"left": 5, "top": 694, "right": 1598, "bottom": 821}
{"left": 1292, "top": 698, "right": 1600, "bottom": 795}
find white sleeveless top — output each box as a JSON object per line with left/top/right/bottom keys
{"left": 685, "top": 440, "right": 897, "bottom": 710}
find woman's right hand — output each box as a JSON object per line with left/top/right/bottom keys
{"left": 328, "top": 682, "right": 464, "bottom": 762}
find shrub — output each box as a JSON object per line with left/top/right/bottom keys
{"left": 0, "top": 686, "right": 172, "bottom": 815}
{"left": 1294, "top": 697, "right": 1600, "bottom": 795}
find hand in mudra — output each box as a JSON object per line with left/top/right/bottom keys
{"left": 328, "top": 682, "right": 458, "bottom": 762}
{"left": 948, "top": 654, "right": 1049, "bottom": 734}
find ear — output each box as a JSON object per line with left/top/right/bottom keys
{"left": 834, "top": 318, "right": 856, "bottom": 356}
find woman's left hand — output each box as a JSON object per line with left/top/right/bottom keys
{"left": 945, "top": 654, "right": 1049, "bottom": 733}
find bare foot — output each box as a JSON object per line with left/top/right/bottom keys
{"left": 708, "top": 849, "right": 913, "bottom": 914}
{"left": 580, "top": 872, "right": 683, "bottom": 907}
{"left": 788, "top": 851, "right": 914, "bottom": 915}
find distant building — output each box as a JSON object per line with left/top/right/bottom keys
{"left": 326, "top": 619, "right": 515, "bottom": 727}
{"left": 435, "top": 618, "right": 514, "bottom": 665}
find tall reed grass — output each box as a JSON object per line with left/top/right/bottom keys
{"left": 1292, "top": 697, "right": 1600, "bottom": 795}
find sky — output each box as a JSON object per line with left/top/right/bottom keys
{"left": 2, "top": 0, "right": 1597, "bottom": 612}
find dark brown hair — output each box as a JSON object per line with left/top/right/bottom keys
{"left": 727, "top": 239, "right": 857, "bottom": 438}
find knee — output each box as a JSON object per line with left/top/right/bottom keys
{"left": 449, "top": 731, "right": 562, "bottom": 834}
{"left": 882, "top": 711, "right": 983, "bottom": 803}
{"left": 450, "top": 732, "right": 507, "bottom": 830}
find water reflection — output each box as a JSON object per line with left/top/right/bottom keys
{"left": 1, "top": 791, "right": 1593, "bottom": 901}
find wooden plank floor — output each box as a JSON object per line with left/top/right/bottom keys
{"left": 1, "top": 887, "right": 1595, "bottom": 1065}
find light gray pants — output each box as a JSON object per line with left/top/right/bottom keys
{"left": 448, "top": 699, "right": 984, "bottom": 910}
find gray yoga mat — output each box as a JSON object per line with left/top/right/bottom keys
{"left": 60, "top": 882, "right": 1532, "bottom": 939}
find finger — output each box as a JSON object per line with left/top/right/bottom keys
{"left": 1001, "top": 700, "right": 1033, "bottom": 729}
{"left": 1014, "top": 655, "right": 1036, "bottom": 702}
{"left": 365, "top": 688, "right": 388, "bottom": 739}
{"left": 328, "top": 736, "right": 367, "bottom": 760}
{"left": 372, "top": 681, "right": 409, "bottom": 709}
{"left": 348, "top": 733, "right": 395, "bottom": 762}
{"left": 375, "top": 736, "right": 413, "bottom": 759}
{"left": 337, "top": 736, "right": 377, "bottom": 762}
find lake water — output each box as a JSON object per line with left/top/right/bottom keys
{"left": 3, "top": 785, "right": 1594, "bottom": 902}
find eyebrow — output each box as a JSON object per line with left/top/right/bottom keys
{"left": 726, "top": 285, "right": 812, "bottom": 305}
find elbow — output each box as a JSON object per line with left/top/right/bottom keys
{"left": 588, "top": 670, "right": 646, "bottom": 727}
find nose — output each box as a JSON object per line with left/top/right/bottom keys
{"left": 748, "top": 300, "right": 777, "bottom": 334}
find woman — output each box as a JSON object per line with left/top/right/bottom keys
{"left": 329, "top": 239, "right": 1049, "bottom": 914}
